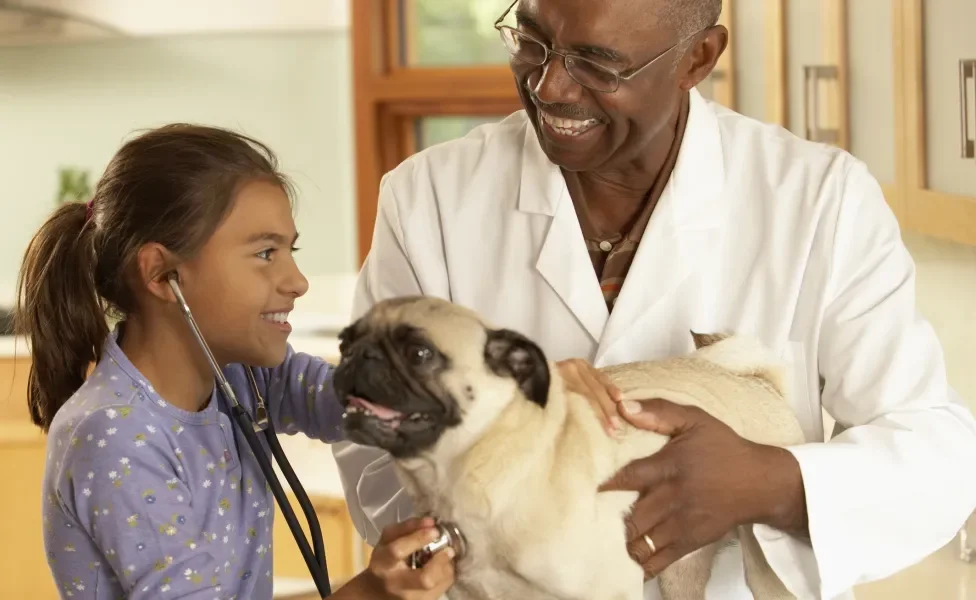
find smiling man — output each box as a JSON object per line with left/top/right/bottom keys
{"left": 333, "top": 0, "right": 976, "bottom": 598}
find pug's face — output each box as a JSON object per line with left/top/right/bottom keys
{"left": 333, "top": 297, "right": 551, "bottom": 459}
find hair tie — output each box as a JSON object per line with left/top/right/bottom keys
{"left": 85, "top": 198, "right": 95, "bottom": 222}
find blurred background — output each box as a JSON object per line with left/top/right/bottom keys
{"left": 0, "top": 0, "right": 974, "bottom": 598}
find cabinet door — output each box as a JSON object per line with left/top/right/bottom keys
{"left": 902, "top": 0, "right": 976, "bottom": 245}
{"left": 730, "top": 0, "right": 772, "bottom": 121}
{"left": 846, "top": 0, "right": 899, "bottom": 198}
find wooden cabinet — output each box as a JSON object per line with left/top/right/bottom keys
{"left": 744, "top": 0, "right": 976, "bottom": 246}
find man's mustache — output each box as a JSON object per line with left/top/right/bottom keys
{"left": 529, "top": 92, "right": 603, "bottom": 122}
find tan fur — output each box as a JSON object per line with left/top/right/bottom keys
{"left": 365, "top": 298, "right": 805, "bottom": 600}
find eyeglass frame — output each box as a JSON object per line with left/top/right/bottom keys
{"left": 493, "top": 0, "right": 703, "bottom": 94}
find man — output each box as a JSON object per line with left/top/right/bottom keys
{"left": 333, "top": 0, "right": 976, "bottom": 598}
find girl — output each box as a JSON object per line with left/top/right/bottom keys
{"left": 17, "top": 124, "right": 457, "bottom": 600}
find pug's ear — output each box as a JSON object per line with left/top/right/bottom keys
{"left": 484, "top": 329, "right": 550, "bottom": 408}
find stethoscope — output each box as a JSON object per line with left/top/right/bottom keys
{"left": 167, "top": 274, "right": 333, "bottom": 597}
{"left": 167, "top": 274, "right": 468, "bottom": 596}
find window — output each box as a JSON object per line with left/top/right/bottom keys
{"left": 416, "top": 115, "right": 501, "bottom": 149}
{"left": 400, "top": 0, "right": 511, "bottom": 66}
{"left": 352, "top": 0, "right": 521, "bottom": 263}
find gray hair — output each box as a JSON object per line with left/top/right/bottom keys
{"left": 653, "top": 0, "right": 723, "bottom": 70}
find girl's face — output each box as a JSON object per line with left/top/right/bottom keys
{"left": 177, "top": 180, "right": 308, "bottom": 367}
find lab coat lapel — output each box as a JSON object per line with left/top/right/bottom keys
{"left": 595, "top": 90, "right": 727, "bottom": 365}
{"left": 518, "top": 124, "right": 609, "bottom": 343}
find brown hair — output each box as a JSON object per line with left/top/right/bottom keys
{"left": 16, "top": 124, "right": 291, "bottom": 431}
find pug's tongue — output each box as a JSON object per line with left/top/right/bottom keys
{"left": 350, "top": 396, "right": 404, "bottom": 421}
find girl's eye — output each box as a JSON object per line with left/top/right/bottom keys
{"left": 256, "top": 248, "right": 274, "bottom": 261}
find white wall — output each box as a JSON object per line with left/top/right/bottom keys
{"left": 0, "top": 32, "right": 356, "bottom": 297}
{"left": 905, "top": 233, "right": 976, "bottom": 415}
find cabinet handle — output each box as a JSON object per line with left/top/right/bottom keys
{"left": 803, "top": 65, "right": 839, "bottom": 145}
{"left": 960, "top": 59, "right": 976, "bottom": 160}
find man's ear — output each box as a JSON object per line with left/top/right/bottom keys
{"left": 484, "top": 328, "right": 550, "bottom": 408}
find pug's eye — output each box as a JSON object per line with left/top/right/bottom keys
{"left": 406, "top": 344, "right": 433, "bottom": 365}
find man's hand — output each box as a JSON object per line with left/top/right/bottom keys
{"left": 599, "top": 398, "right": 808, "bottom": 579}
{"left": 555, "top": 358, "right": 623, "bottom": 435}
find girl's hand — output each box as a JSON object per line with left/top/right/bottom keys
{"left": 351, "top": 517, "right": 456, "bottom": 600}
{"left": 556, "top": 358, "right": 623, "bottom": 435}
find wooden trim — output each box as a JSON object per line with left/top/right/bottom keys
{"left": 889, "top": 0, "right": 907, "bottom": 223}
{"left": 821, "top": 0, "right": 849, "bottom": 151}
{"left": 764, "top": 0, "right": 788, "bottom": 126}
{"left": 902, "top": 0, "right": 926, "bottom": 193}
{"left": 905, "top": 190, "right": 976, "bottom": 246}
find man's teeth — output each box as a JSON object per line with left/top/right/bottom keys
{"left": 261, "top": 312, "right": 289, "bottom": 324}
{"left": 541, "top": 111, "right": 599, "bottom": 136}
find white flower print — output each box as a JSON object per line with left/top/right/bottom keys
{"left": 135, "top": 440, "right": 146, "bottom": 448}
{"left": 109, "top": 375, "right": 118, "bottom": 381}
{"left": 97, "top": 439, "right": 106, "bottom": 448}
{"left": 108, "top": 471, "right": 118, "bottom": 480}
{"left": 82, "top": 488, "right": 91, "bottom": 497}
{"left": 86, "top": 434, "right": 93, "bottom": 442}
{"left": 203, "top": 480, "right": 211, "bottom": 488}
{"left": 105, "top": 409, "right": 117, "bottom": 419}
{"left": 164, "top": 525, "right": 177, "bottom": 536}
{"left": 177, "top": 495, "right": 185, "bottom": 503}
{"left": 106, "top": 427, "right": 117, "bottom": 436}
{"left": 146, "top": 425, "right": 157, "bottom": 434}
{"left": 207, "top": 462, "right": 215, "bottom": 471}
{"left": 120, "top": 457, "right": 129, "bottom": 465}
{"left": 87, "top": 472, "right": 94, "bottom": 480}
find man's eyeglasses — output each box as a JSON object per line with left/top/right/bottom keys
{"left": 493, "top": 0, "right": 698, "bottom": 94}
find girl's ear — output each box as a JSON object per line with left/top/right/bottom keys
{"left": 136, "top": 243, "right": 181, "bottom": 303}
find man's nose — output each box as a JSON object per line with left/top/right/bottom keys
{"left": 531, "top": 55, "right": 584, "bottom": 107}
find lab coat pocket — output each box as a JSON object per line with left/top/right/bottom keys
{"left": 776, "top": 341, "right": 816, "bottom": 442}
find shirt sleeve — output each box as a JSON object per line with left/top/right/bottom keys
{"left": 51, "top": 409, "right": 223, "bottom": 599}
{"left": 753, "top": 160, "right": 976, "bottom": 599}
{"left": 250, "top": 348, "right": 345, "bottom": 444}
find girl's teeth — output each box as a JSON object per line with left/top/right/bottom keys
{"left": 262, "top": 312, "right": 289, "bottom": 324}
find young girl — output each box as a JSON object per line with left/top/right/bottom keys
{"left": 17, "top": 124, "right": 457, "bottom": 600}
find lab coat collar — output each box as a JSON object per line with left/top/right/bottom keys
{"left": 525, "top": 89, "right": 728, "bottom": 347}
{"left": 516, "top": 88, "right": 726, "bottom": 228}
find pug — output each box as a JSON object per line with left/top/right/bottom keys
{"left": 333, "top": 296, "right": 804, "bottom": 600}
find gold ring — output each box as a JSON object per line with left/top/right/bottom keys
{"left": 643, "top": 534, "right": 656, "bottom": 554}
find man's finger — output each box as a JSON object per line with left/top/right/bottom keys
{"left": 617, "top": 397, "right": 705, "bottom": 436}
{"left": 596, "top": 369, "right": 623, "bottom": 402}
{"left": 621, "top": 484, "right": 674, "bottom": 544}
{"left": 598, "top": 453, "right": 677, "bottom": 493}
{"left": 581, "top": 371, "right": 620, "bottom": 431}
{"left": 641, "top": 545, "right": 684, "bottom": 581}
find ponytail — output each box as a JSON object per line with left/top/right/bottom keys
{"left": 16, "top": 202, "right": 108, "bottom": 431}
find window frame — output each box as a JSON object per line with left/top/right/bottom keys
{"left": 351, "top": 0, "right": 521, "bottom": 264}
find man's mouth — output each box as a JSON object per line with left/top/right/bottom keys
{"left": 344, "top": 396, "right": 434, "bottom": 431}
{"left": 539, "top": 109, "right": 601, "bottom": 137}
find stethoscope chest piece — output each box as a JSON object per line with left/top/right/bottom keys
{"left": 409, "top": 520, "right": 467, "bottom": 569}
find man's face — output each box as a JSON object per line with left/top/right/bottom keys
{"left": 509, "top": 0, "right": 718, "bottom": 174}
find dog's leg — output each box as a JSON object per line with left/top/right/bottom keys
{"left": 656, "top": 542, "right": 719, "bottom": 600}
{"left": 738, "top": 525, "right": 796, "bottom": 599}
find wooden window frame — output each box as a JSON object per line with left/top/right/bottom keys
{"left": 351, "top": 0, "right": 522, "bottom": 264}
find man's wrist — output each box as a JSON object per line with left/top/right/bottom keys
{"left": 746, "top": 443, "right": 810, "bottom": 538}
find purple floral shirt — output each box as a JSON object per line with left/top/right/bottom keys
{"left": 41, "top": 331, "right": 343, "bottom": 599}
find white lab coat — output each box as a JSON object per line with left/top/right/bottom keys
{"left": 332, "top": 89, "right": 976, "bottom": 599}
